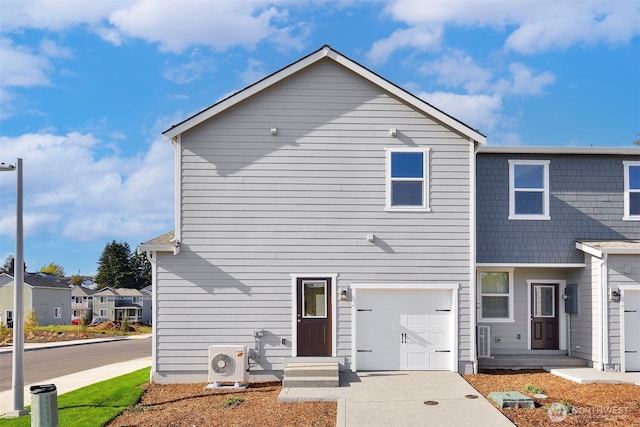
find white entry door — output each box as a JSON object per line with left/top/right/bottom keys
{"left": 355, "top": 289, "right": 453, "bottom": 371}
{"left": 624, "top": 290, "right": 640, "bottom": 372}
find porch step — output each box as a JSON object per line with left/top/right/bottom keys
{"left": 479, "top": 354, "right": 589, "bottom": 370}
{"left": 282, "top": 362, "right": 339, "bottom": 388}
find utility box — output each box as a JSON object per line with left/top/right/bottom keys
{"left": 565, "top": 285, "right": 578, "bottom": 314}
{"left": 30, "top": 384, "right": 59, "bottom": 427}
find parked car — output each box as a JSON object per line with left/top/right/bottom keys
{"left": 71, "top": 319, "right": 81, "bottom": 325}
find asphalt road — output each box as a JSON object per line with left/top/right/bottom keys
{"left": 0, "top": 338, "right": 151, "bottom": 392}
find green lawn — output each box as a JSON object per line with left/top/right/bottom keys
{"left": 0, "top": 367, "right": 149, "bottom": 427}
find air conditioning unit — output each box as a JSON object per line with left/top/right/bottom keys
{"left": 208, "top": 345, "right": 249, "bottom": 387}
{"left": 477, "top": 325, "right": 491, "bottom": 358}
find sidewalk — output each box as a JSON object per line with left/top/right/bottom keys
{"left": 0, "top": 333, "right": 151, "bottom": 354}
{"left": 0, "top": 335, "right": 152, "bottom": 417}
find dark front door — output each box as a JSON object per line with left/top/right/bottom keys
{"left": 531, "top": 283, "right": 559, "bottom": 349}
{"left": 297, "top": 278, "right": 332, "bottom": 356}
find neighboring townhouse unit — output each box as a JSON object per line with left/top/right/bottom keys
{"left": 92, "top": 287, "right": 152, "bottom": 323}
{"left": 0, "top": 272, "right": 72, "bottom": 326}
{"left": 71, "top": 285, "right": 95, "bottom": 323}
{"left": 476, "top": 146, "right": 640, "bottom": 373}
{"left": 140, "top": 45, "right": 485, "bottom": 383}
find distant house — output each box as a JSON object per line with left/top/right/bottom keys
{"left": 0, "top": 272, "right": 72, "bottom": 326}
{"left": 71, "top": 285, "right": 95, "bottom": 323}
{"left": 92, "top": 287, "right": 152, "bottom": 323}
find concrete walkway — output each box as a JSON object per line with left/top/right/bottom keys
{"left": 546, "top": 367, "right": 640, "bottom": 385}
{"left": 0, "top": 335, "right": 151, "bottom": 417}
{"left": 279, "top": 371, "right": 515, "bottom": 427}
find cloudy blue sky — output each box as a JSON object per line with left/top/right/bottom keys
{"left": 1, "top": 0, "right": 639, "bottom": 276}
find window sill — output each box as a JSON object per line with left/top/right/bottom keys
{"left": 385, "top": 207, "right": 432, "bottom": 213}
{"left": 478, "top": 318, "right": 515, "bottom": 323}
{"left": 508, "top": 215, "right": 550, "bottom": 221}
{"left": 623, "top": 216, "right": 640, "bottom": 221}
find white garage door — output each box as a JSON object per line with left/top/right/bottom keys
{"left": 355, "top": 289, "right": 453, "bottom": 371}
{"left": 624, "top": 290, "right": 640, "bottom": 372}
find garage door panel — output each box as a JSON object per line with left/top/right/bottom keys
{"left": 356, "top": 289, "right": 453, "bottom": 371}
{"left": 624, "top": 290, "right": 640, "bottom": 372}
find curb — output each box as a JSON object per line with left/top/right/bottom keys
{"left": 0, "top": 334, "right": 151, "bottom": 354}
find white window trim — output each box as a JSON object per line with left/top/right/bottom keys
{"left": 508, "top": 159, "right": 550, "bottom": 220}
{"left": 623, "top": 161, "right": 640, "bottom": 221}
{"left": 54, "top": 307, "right": 62, "bottom": 318}
{"left": 478, "top": 268, "right": 515, "bottom": 323}
{"left": 100, "top": 309, "right": 108, "bottom": 317}
{"left": 385, "top": 147, "right": 431, "bottom": 212}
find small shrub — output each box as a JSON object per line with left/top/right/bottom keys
{"left": 222, "top": 397, "right": 245, "bottom": 407}
{"left": 121, "top": 317, "right": 130, "bottom": 333}
{"left": 523, "top": 383, "right": 545, "bottom": 395}
{"left": 24, "top": 310, "right": 39, "bottom": 331}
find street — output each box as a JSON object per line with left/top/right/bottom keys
{"left": 0, "top": 338, "right": 151, "bottom": 392}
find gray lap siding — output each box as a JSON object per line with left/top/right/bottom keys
{"left": 155, "top": 60, "right": 473, "bottom": 378}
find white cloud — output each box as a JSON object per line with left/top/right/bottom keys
{"left": 39, "top": 38, "right": 73, "bottom": 58}
{"left": 505, "top": 1, "right": 640, "bottom": 54}
{"left": 419, "top": 91, "right": 502, "bottom": 132}
{"left": 0, "top": 132, "right": 174, "bottom": 242}
{"left": 0, "top": 38, "right": 51, "bottom": 87}
{"left": 495, "top": 63, "right": 555, "bottom": 95}
{"left": 162, "top": 50, "right": 216, "bottom": 84}
{"left": 380, "top": 0, "right": 640, "bottom": 56}
{"left": 419, "top": 50, "right": 493, "bottom": 94}
{"left": 367, "top": 25, "right": 442, "bottom": 64}
{"left": 239, "top": 58, "right": 268, "bottom": 85}
{"left": 0, "top": 0, "right": 126, "bottom": 32}
{"left": 108, "top": 1, "right": 299, "bottom": 53}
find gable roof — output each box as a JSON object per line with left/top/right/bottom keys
{"left": 163, "top": 45, "right": 486, "bottom": 144}
{"left": 1, "top": 272, "right": 71, "bottom": 289}
{"left": 93, "top": 287, "right": 147, "bottom": 297}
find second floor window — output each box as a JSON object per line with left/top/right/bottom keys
{"left": 385, "top": 148, "right": 430, "bottom": 211}
{"left": 624, "top": 161, "right": 640, "bottom": 220}
{"left": 509, "top": 160, "right": 550, "bottom": 220}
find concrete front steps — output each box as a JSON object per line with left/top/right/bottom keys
{"left": 479, "top": 353, "right": 589, "bottom": 370}
{"left": 282, "top": 360, "right": 340, "bottom": 388}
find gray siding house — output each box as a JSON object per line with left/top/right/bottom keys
{"left": 140, "top": 46, "right": 484, "bottom": 383}
{"left": 71, "top": 285, "right": 94, "bottom": 323}
{"left": 0, "top": 272, "right": 72, "bottom": 326}
{"left": 476, "top": 146, "right": 640, "bottom": 372}
{"left": 92, "top": 287, "right": 152, "bottom": 324}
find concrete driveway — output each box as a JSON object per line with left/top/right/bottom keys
{"left": 279, "top": 371, "right": 514, "bottom": 427}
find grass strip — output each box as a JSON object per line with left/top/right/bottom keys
{"left": 0, "top": 367, "right": 149, "bottom": 427}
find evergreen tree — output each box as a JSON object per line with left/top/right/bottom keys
{"left": 95, "top": 241, "right": 134, "bottom": 289}
{"left": 131, "top": 251, "right": 152, "bottom": 289}
{"left": 1, "top": 255, "right": 26, "bottom": 275}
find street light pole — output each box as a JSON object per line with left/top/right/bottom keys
{"left": 1, "top": 158, "right": 28, "bottom": 417}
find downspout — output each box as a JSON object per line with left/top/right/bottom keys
{"left": 171, "top": 135, "right": 182, "bottom": 243}
{"left": 145, "top": 250, "right": 158, "bottom": 382}
{"left": 470, "top": 139, "right": 480, "bottom": 374}
{"left": 601, "top": 253, "right": 609, "bottom": 370}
